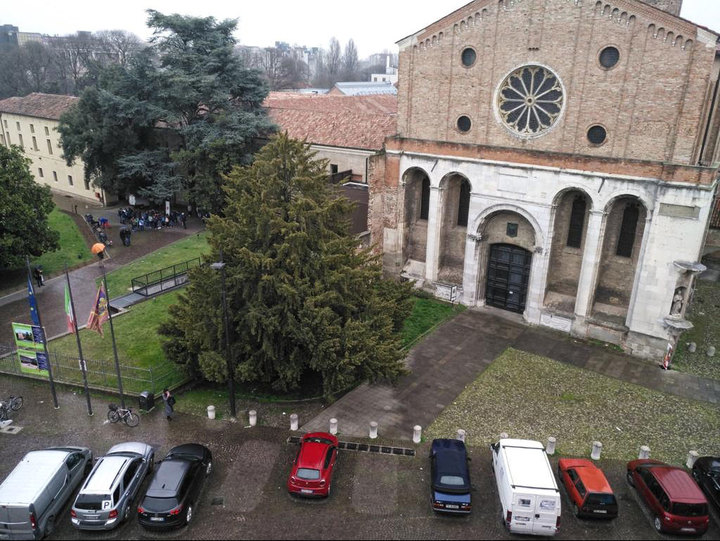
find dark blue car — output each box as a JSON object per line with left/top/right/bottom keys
{"left": 430, "top": 439, "right": 472, "bottom": 514}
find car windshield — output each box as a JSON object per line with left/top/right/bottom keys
{"left": 672, "top": 503, "right": 708, "bottom": 517}
{"left": 439, "top": 475, "right": 466, "bottom": 486}
{"left": 141, "top": 496, "right": 179, "bottom": 513}
{"left": 304, "top": 437, "right": 333, "bottom": 445}
{"left": 587, "top": 493, "right": 617, "bottom": 506}
{"left": 74, "top": 494, "right": 110, "bottom": 510}
{"left": 296, "top": 468, "right": 320, "bottom": 480}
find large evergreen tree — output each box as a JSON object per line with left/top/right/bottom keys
{"left": 0, "top": 145, "right": 59, "bottom": 269}
{"left": 160, "top": 134, "right": 412, "bottom": 398}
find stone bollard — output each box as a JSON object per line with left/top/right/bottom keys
{"left": 546, "top": 437, "right": 556, "bottom": 456}
{"left": 591, "top": 441, "right": 603, "bottom": 461}
{"left": 290, "top": 413, "right": 298, "bottom": 431}
{"left": 500, "top": 432, "right": 509, "bottom": 440}
{"left": 369, "top": 421, "right": 378, "bottom": 439}
{"left": 687, "top": 451, "right": 699, "bottom": 469}
{"left": 688, "top": 342, "right": 697, "bottom": 353}
{"left": 329, "top": 418, "right": 338, "bottom": 435}
{"left": 639, "top": 445, "right": 651, "bottom": 459}
{"left": 207, "top": 405, "right": 216, "bottom": 420}
{"left": 707, "top": 346, "right": 716, "bottom": 358}
{"left": 413, "top": 425, "right": 422, "bottom": 444}
{"left": 249, "top": 410, "right": 257, "bottom": 427}
{"left": 457, "top": 429, "right": 466, "bottom": 442}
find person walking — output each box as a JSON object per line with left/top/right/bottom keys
{"left": 162, "top": 388, "right": 175, "bottom": 421}
{"left": 33, "top": 266, "right": 44, "bottom": 287}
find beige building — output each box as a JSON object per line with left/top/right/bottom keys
{"left": 370, "top": 0, "right": 720, "bottom": 360}
{"left": 0, "top": 93, "right": 113, "bottom": 204}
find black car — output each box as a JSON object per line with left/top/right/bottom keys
{"left": 137, "top": 443, "right": 212, "bottom": 529}
{"left": 692, "top": 456, "right": 720, "bottom": 511}
{"left": 430, "top": 438, "right": 472, "bottom": 514}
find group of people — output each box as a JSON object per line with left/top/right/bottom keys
{"left": 118, "top": 208, "right": 187, "bottom": 231}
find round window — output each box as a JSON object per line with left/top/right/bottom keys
{"left": 497, "top": 65, "right": 564, "bottom": 138}
{"left": 457, "top": 116, "right": 472, "bottom": 132}
{"left": 587, "top": 125, "right": 607, "bottom": 145}
{"left": 599, "top": 47, "right": 620, "bottom": 69}
{"left": 461, "top": 48, "right": 477, "bottom": 67}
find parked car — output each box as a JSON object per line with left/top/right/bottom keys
{"left": 71, "top": 442, "right": 154, "bottom": 531}
{"left": 692, "top": 456, "right": 720, "bottom": 512}
{"left": 287, "top": 432, "right": 338, "bottom": 497}
{"left": 557, "top": 458, "right": 617, "bottom": 519}
{"left": 0, "top": 447, "right": 92, "bottom": 540}
{"left": 137, "top": 443, "right": 212, "bottom": 529}
{"left": 429, "top": 438, "right": 472, "bottom": 514}
{"left": 627, "top": 459, "right": 709, "bottom": 535}
{"left": 491, "top": 438, "right": 561, "bottom": 536}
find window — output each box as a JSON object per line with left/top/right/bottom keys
{"left": 52, "top": 171, "right": 58, "bottom": 182}
{"left": 112, "top": 486, "right": 121, "bottom": 506}
{"left": 84, "top": 178, "right": 90, "bottom": 190}
{"left": 17, "top": 134, "right": 23, "bottom": 149}
{"left": 32, "top": 136, "right": 38, "bottom": 150}
{"left": 518, "top": 498, "right": 532, "bottom": 507}
{"left": 68, "top": 175, "right": 73, "bottom": 186}
{"left": 587, "top": 125, "right": 607, "bottom": 145}
{"left": 3, "top": 119, "right": 6, "bottom": 128}
{"left": 44, "top": 126, "right": 49, "bottom": 136}
{"left": 567, "top": 469, "right": 578, "bottom": 483}
{"left": 566, "top": 196, "right": 586, "bottom": 248}
{"left": 46, "top": 139, "right": 53, "bottom": 154}
{"left": 616, "top": 203, "right": 639, "bottom": 257}
{"left": 16, "top": 121, "right": 20, "bottom": 131}
{"left": 323, "top": 448, "right": 335, "bottom": 469}
{"left": 330, "top": 164, "right": 338, "bottom": 175}
{"left": 122, "top": 460, "right": 140, "bottom": 489}
{"left": 457, "top": 115, "right": 472, "bottom": 133}
{"left": 599, "top": 46, "right": 620, "bottom": 69}
{"left": 65, "top": 453, "right": 83, "bottom": 470}
{"left": 457, "top": 180, "right": 470, "bottom": 226}
{"left": 420, "top": 177, "right": 430, "bottom": 220}
{"left": 30, "top": 124, "right": 34, "bottom": 133}
{"left": 38, "top": 168, "right": 43, "bottom": 177}
{"left": 461, "top": 47, "right": 477, "bottom": 67}
{"left": 574, "top": 479, "right": 587, "bottom": 498}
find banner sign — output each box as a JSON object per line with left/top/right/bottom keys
{"left": 12, "top": 322, "right": 49, "bottom": 377}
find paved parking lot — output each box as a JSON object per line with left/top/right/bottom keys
{"left": 1, "top": 377, "right": 719, "bottom": 540}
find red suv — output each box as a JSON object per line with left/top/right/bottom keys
{"left": 627, "top": 459, "right": 710, "bottom": 535}
{"left": 558, "top": 458, "right": 617, "bottom": 519}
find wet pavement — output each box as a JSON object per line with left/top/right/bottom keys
{"left": 0, "top": 376, "right": 718, "bottom": 540}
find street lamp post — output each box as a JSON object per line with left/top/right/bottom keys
{"left": 211, "top": 257, "right": 236, "bottom": 419}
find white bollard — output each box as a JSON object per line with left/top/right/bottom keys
{"left": 207, "top": 405, "right": 216, "bottom": 420}
{"left": 249, "top": 410, "right": 257, "bottom": 427}
{"left": 687, "top": 451, "right": 699, "bottom": 469}
{"left": 639, "top": 445, "right": 651, "bottom": 459}
{"left": 457, "top": 429, "right": 466, "bottom": 442}
{"left": 546, "top": 437, "right": 556, "bottom": 456}
{"left": 290, "top": 413, "right": 298, "bottom": 431}
{"left": 591, "top": 441, "right": 603, "bottom": 460}
{"left": 500, "top": 432, "right": 509, "bottom": 440}
{"left": 369, "top": 421, "right": 378, "bottom": 439}
{"left": 329, "top": 418, "right": 338, "bottom": 435}
{"left": 413, "top": 425, "right": 422, "bottom": 444}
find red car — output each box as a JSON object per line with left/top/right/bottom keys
{"left": 558, "top": 458, "right": 617, "bottom": 519}
{"left": 627, "top": 459, "right": 710, "bottom": 535}
{"left": 287, "top": 432, "right": 338, "bottom": 498}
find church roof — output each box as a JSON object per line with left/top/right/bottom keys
{"left": 0, "top": 92, "right": 78, "bottom": 120}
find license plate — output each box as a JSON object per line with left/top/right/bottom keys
{"left": 300, "top": 489, "right": 313, "bottom": 494}
{"left": 681, "top": 528, "right": 696, "bottom": 533}
{"left": 150, "top": 517, "right": 164, "bottom": 522}
{"left": 593, "top": 510, "right": 607, "bottom": 514}
{"left": 515, "top": 516, "right": 530, "bottom": 522}
{"left": 86, "top": 515, "right": 99, "bottom": 519}
{"left": 445, "top": 504, "right": 459, "bottom": 509}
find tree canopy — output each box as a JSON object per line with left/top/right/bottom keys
{"left": 0, "top": 145, "right": 59, "bottom": 269}
{"left": 58, "top": 10, "right": 275, "bottom": 213}
{"left": 160, "top": 134, "right": 413, "bottom": 398}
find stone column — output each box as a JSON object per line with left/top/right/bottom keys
{"left": 462, "top": 233, "right": 483, "bottom": 305}
{"left": 574, "top": 210, "right": 606, "bottom": 319}
{"left": 425, "top": 186, "right": 444, "bottom": 283}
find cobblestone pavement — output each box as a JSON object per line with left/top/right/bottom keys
{"left": 0, "top": 377, "right": 717, "bottom": 540}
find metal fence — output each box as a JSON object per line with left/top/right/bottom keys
{"left": 131, "top": 258, "right": 202, "bottom": 297}
{"left": 0, "top": 346, "right": 183, "bottom": 396}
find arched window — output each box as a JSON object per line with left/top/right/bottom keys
{"left": 616, "top": 203, "right": 639, "bottom": 257}
{"left": 457, "top": 180, "right": 470, "bottom": 226}
{"left": 420, "top": 177, "right": 430, "bottom": 220}
{"left": 566, "top": 196, "right": 586, "bottom": 248}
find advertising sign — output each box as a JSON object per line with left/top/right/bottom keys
{"left": 11, "top": 322, "right": 49, "bottom": 377}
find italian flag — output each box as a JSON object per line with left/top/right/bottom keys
{"left": 65, "top": 284, "right": 76, "bottom": 333}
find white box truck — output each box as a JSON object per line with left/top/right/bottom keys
{"left": 491, "top": 438, "right": 561, "bottom": 536}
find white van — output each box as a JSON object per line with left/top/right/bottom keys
{"left": 491, "top": 438, "right": 561, "bottom": 536}
{"left": 0, "top": 447, "right": 92, "bottom": 540}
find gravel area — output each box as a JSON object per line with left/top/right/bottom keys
{"left": 673, "top": 280, "right": 720, "bottom": 381}
{"left": 425, "top": 348, "right": 720, "bottom": 465}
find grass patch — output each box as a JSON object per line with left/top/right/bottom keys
{"left": 401, "top": 297, "right": 465, "bottom": 349}
{"left": 102, "top": 231, "right": 209, "bottom": 296}
{"left": 426, "top": 348, "right": 720, "bottom": 465}
{"left": 672, "top": 280, "right": 720, "bottom": 381}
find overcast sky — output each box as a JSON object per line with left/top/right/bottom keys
{"left": 3, "top": 0, "right": 719, "bottom": 58}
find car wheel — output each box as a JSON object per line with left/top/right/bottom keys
{"left": 654, "top": 516, "right": 663, "bottom": 533}
{"left": 123, "top": 503, "right": 131, "bottom": 522}
{"left": 326, "top": 483, "right": 331, "bottom": 498}
{"left": 626, "top": 471, "right": 635, "bottom": 487}
{"left": 205, "top": 461, "right": 212, "bottom": 476}
{"left": 185, "top": 504, "right": 193, "bottom": 525}
{"left": 573, "top": 503, "right": 580, "bottom": 517}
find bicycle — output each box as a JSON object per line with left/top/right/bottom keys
{"left": 107, "top": 403, "right": 139, "bottom": 427}
{"left": 0, "top": 396, "right": 22, "bottom": 422}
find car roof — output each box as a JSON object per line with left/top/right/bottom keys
{"left": 298, "top": 440, "right": 330, "bottom": 470}
{"left": 431, "top": 440, "right": 469, "bottom": 483}
{"left": 82, "top": 456, "right": 130, "bottom": 493}
{"left": 108, "top": 441, "right": 150, "bottom": 457}
{"left": 651, "top": 466, "right": 707, "bottom": 503}
{"left": 146, "top": 460, "right": 192, "bottom": 498}
{"left": 696, "top": 456, "right": 720, "bottom": 472}
{"left": 0, "top": 450, "right": 72, "bottom": 505}
{"left": 559, "top": 459, "right": 613, "bottom": 493}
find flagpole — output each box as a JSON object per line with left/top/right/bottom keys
{"left": 101, "top": 265, "right": 125, "bottom": 409}
{"left": 65, "top": 263, "right": 93, "bottom": 416}
{"left": 25, "top": 256, "right": 59, "bottom": 409}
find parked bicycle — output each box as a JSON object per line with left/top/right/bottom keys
{"left": 107, "top": 403, "right": 139, "bottom": 427}
{"left": 0, "top": 395, "right": 23, "bottom": 421}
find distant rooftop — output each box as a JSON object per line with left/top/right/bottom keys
{"left": 330, "top": 82, "right": 397, "bottom": 96}
{"left": 0, "top": 92, "right": 78, "bottom": 120}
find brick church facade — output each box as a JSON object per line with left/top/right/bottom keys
{"left": 369, "top": 0, "right": 720, "bottom": 359}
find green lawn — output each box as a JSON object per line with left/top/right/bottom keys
{"left": 102, "top": 231, "right": 209, "bottom": 296}
{"left": 426, "top": 348, "right": 720, "bottom": 466}
{"left": 400, "top": 296, "right": 465, "bottom": 349}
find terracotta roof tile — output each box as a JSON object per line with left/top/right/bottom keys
{"left": 0, "top": 93, "right": 79, "bottom": 120}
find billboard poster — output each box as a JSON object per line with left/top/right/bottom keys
{"left": 12, "top": 322, "right": 49, "bottom": 377}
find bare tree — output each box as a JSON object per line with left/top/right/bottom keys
{"left": 326, "top": 37, "right": 341, "bottom": 85}
{"left": 22, "top": 41, "right": 53, "bottom": 93}
{"left": 95, "top": 30, "right": 142, "bottom": 67}
{"left": 342, "top": 39, "right": 359, "bottom": 81}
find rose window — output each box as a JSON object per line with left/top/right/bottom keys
{"left": 497, "top": 65, "right": 564, "bottom": 137}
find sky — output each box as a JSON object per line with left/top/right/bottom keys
{"left": 3, "top": 0, "right": 720, "bottom": 58}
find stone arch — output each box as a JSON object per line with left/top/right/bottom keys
{"left": 592, "top": 195, "right": 648, "bottom": 324}
{"left": 437, "top": 172, "right": 472, "bottom": 284}
{"left": 666, "top": 31, "right": 674, "bottom": 44}
{"left": 402, "top": 167, "right": 431, "bottom": 264}
{"left": 472, "top": 203, "right": 545, "bottom": 248}
{"left": 683, "top": 39, "right": 693, "bottom": 50}
{"left": 674, "top": 35, "right": 683, "bottom": 47}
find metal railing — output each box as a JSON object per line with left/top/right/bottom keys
{"left": 130, "top": 257, "right": 202, "bottom": 297}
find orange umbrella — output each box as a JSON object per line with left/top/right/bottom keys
{"left": 91, "top": 243, "right": 106, "bottom": 255}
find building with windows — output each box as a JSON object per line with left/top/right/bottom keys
{"left": 0, "top": 93, "right": 113, "bottom": 204}
{"left": 369, "top": 0, "right": 720, "bottom": 359}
